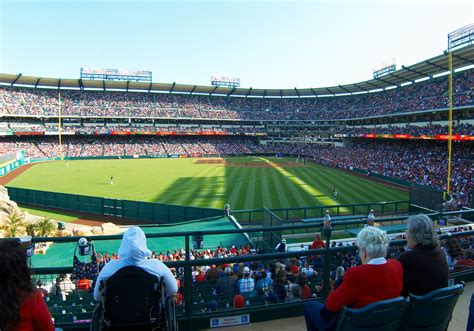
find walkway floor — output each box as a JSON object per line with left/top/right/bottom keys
{"left": 204, "top": 281, "right": 473, "bottom": 331}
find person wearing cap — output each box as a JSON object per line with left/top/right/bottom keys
{"left": 237, "top": 266, "right": 255, "bottom": 295}
{"left": 214, "top": 267, "right": 236, "bottom": 300}
{"left": 93, "top": 226, "right": 178, "bottom": 301}
{"left": 367, "top": 209, "right": 376, "bottom": 227}
{"left": 275, "top": 238, "right": 287, "bottom": 253}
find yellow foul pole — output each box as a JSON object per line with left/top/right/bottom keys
{"left": 58, "top": 91, "right": 63, "bottom": 160}
{"left": 446, "top": 51, "right": 453, "bottom": 193}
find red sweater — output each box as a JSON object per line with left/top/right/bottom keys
{"left": 12, "top": 290, "right": 55, "bottom": 331}
{"left": 325, "top": 259, "right": 403, "bottom": 313}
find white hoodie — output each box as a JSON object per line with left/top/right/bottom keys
{"left": 94, "top": 226, "right": 178, "bottom": 301}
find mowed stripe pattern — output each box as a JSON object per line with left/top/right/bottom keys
{"left": 8, "top": 158, "right": 408, "bottom": 210}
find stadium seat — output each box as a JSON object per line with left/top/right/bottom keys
{"left": 249, "top": 296, "right": 265, "bottom": 306}
{"left": 47, "top": 296, "right": 64, "bottom": 307}
{"left": 74, "top": 311, "right": 93, "bottom": 322}
{"left": 67, "top": 305, "right": 84, "bottom": 314}
{"left": 90, "top": 266, "right": 177, "bottom": 331}
{"left": 48, "top": 306, "right": 64, "bottom": 315}
{"left": 402, "top": 283, "right": 464, "bottom": 331}
{"left": 335, "top": 296, "right": 407, "bottom": 331}
{"left": 53, "top": 313, "right": 74, "bottom": 324}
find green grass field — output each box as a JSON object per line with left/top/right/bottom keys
{"left": 8, "top": 157, "right": 408, "bottom": 210}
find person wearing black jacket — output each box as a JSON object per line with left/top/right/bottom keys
{"left": 398, "top": 214, "right": 449, "bottom": 296}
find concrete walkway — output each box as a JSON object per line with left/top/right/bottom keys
{"left": 204, "top": 281, "right": 473, "bottom": 331}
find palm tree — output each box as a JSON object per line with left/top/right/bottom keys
{"left": 36, "top": 217, "right": 55, "bottom": 237}
{"left": 25, "top": 222, "right": 38, "bottom": 237}
{"left": 0, "top": 212, "right": 26, "bottom": 238}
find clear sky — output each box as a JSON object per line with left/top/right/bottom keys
{"left": 0, "top": 0, "right": 472, "bottom": 89}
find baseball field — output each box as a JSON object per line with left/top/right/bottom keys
{"left": 8, "top": 156, "right": 408, "bottom": 211}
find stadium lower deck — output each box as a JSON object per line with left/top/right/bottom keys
{"left": 32, "top": 217, "right": 249, "bottom": 268}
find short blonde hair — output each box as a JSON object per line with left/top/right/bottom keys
{"left": 356, "top": 226, "right": 389, "bottom": 259}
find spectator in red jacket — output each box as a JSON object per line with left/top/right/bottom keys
{"left": 0, "top": 240, "right": 54, "bottom": 331}
{"left": 304, "top": 226, "right": 403, "bottom": 331}
{"left": 310, "top": 234, "right": 325, "bottom": 250}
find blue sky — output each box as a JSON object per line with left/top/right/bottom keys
{"left": 0, "top": 0, "right": 472, "bottom": 88}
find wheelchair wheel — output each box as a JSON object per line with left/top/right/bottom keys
{"left": 166, "top": 296, "right": 178, "bottom": 331}
{"left": 90, "top": 304, "right": 104, "bottom": 331}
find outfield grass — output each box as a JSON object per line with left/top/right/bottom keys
{"left": 8, "top": 157, "right": 408, "bottom": 210}
{"left": 19, "top": 205, "right": 80, "bottom": 223}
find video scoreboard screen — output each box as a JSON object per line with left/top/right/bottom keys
{"left": 448, "top": 23, "right": 474, "bottom": 51}
{"left": 211, "top": 75, "right": 240, "bottom": 88}
{"left": 80, "top": 68, "right": 152, "bottom": 82}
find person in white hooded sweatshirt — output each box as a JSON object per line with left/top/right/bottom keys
{"left": 94, "top": 226, "right": 178, "bottom": 301}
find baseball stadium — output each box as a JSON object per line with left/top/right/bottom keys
{"left": 0, "top": 2, "right": 473, "bottom": 331}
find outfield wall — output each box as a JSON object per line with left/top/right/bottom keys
{"left": 7, "top": 186, "right": 222, "bottom": 224}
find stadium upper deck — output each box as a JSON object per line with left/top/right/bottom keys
{"left": 0, "top": 47, "right": 473, "bottom": 121}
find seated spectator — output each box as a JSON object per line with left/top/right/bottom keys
{"left": 333, "top": 266, "right": 345, "bottom": 290}
{"left": 296, "top": 272, "right": 312, "bottom": 300}
{"left": 444, "top": 237, "right": 463, "bottom": 271}
{"left": 301, "top": 262, "right": 316, "bottom": 278}
{"left": 304, "top": 226, "right": 402, "bottom": 331}
{"left": 255, "top": 270, "right": 272, "bottom": 295}
{"left": 272, "top": 269, "right": 288, "bottom": 302}
{"left": 237, "top": 267, "right": 255, "bottom": 295}
{"left": 0, "top": 240, "right": 55, "bottom": 331}
{"left": 57, "top": 273, "right": 76, "bottom": 294}
{"left": 288, "top": 282, "right": 301, "bottom": 301}
{"left": 36, "top": 279, "right": 49, "bottom": 299}
{"left": 310, "top": 234, "right": 325, "bottom": 250}
{"left": 398, "top": 214, "right": 449, "bottom": 296}
{"left": 214, "top": 267, "right": 235, "bottom": 299}
{"left": 93, "top": 226, "right": 178, "bottom": 301}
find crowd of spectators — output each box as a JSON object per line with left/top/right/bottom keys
{"left": 0, "top": 136, "right": 472, "bottom": 206}
{"left": 38, "top": 225, "right": 473, "bottom": 312}
{"left": 342, "top": 123, "right": 474, "bottom": 136}
{"left": 1, "top": 70, "right": 471, "bottom": 120}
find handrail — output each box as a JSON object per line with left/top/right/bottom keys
{"left": 29, "top": 209, "right": 466, "bottom": 244}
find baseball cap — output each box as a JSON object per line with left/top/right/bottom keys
{"left": 282, "top": 239, "right": 286, "bottom": 244}
{"left": 243, "top": 266, "right": 250, "bottom": 274}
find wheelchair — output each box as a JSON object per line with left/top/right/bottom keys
{"left": 90, "top": 266, "right": 177, "bottom": 331}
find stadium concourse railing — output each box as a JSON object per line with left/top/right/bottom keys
{"left": 29, "top": 210, "right": 474, "bottom": 331}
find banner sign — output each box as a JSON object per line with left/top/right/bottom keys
{"left": 210, "top": 314, "right": 249, "bottom": 328}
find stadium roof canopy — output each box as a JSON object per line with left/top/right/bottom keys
{"left": 0, "top": 45, "right": 473, "bottom": 98}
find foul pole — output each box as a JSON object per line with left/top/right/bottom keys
{"left": 58, "top": 91, "right": 63, "bottom": 160}
{"left": 446, "top": 51, "right": 453, "bottom": 193}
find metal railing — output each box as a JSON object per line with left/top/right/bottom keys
{"left": 26, "top": 210, "right": 474, "bottom": 330}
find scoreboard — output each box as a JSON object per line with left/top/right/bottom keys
{"left": 80, "top": 68, "right": 152, "bottom": 82}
